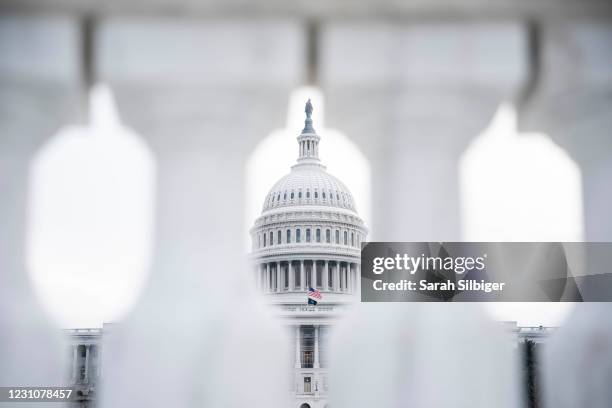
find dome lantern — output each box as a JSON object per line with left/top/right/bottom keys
{"left": 296, "top": 99, "right": 321, "bottom": 165}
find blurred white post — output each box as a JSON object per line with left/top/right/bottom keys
{"left": 321, "top": 22, "right": 527, "bottom": 241}
{"left": 523, "top": 22, "right": 612, "bottom": 408}
{"left": 520, "top": 22, "right": 612, "bottom": 242}
{"left": 543, "top": 304, "right": 612, "bottom": 408}
{"left": 329, "top": 304, "right": 520, "bottom": 408}
{"left": 294, "top": 326, "right": 301, "bottom": 369}
{"left": 96, "top": 18, "right": 304, "bottom": 408}
{"left": 0, "top": 15, "right": 80, "bottom": 400}
{"left": 321, "top": 21, "right": 527, "bottom": 408}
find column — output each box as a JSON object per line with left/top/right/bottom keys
{"left": 521, "top": 22, "right": 612, "bottom": 242}
{"left": 97, "top": 345, "right": 102, "bottom": 380}
{"left": 344, "top": 264, "right": 348, "bottom": 292}
{"left": 84, "top": 345, "right": 91, "bottom": 383}
{"left": 322, "top": 23, "right": 525, "bottom": 241}
{"left": 312, "top": 261, "right": 317, "bottom": 289}
{"left": 347, "top": 263, "right": 352, "bottom": 293}
{"left": 71, "top": 345, "right": 78, "bottom": 383}
{"left": 300, "top": 260, "right": 305, "bottom": 291}
{"left": 255, "top": 265, "right": 260, "bottom": 291}
{"left": 0, "top": 15, "right": 81, "bottom": 390}
{"left": 334, "top": 262, "right": 340, "bottom": 292}
{"left": 276, "top": 261, "right": 281, "bottom": 292}
{"left": 314, "top": 325, "right": 320, "bottom": 369}
{"left": 289, "top": 262, "right": 295, "bottom": 292}
{"left": 345, "top": 263, "right": 349, "bottom": 293}
{"left": 97, "top": 19, "right": 304, "bottom": 408}
{"left": 523, "top": 25, "right": 612, "bottom": 407}
{"left": 356, "top": 263, "right": 361, "bottom": 295}
{"left": 320, "top": 21, "right": 526, "bottom": 408}
{"left": 259, "top": 264, "right": 264, "bottom": 292}
{"left": 323, "top": 260, "right": 329, "bottom": 291}
{"left": 294, "top": 326, "right": 301, "bottom": 369}
{"left": 265, "top": 263, "right": 270, "bottom": 293}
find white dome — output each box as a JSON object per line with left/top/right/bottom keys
{"left": 262, "top": 163, "right": 356, "bottom": 213}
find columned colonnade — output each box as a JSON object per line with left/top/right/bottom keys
{"left": 292, "top": 324, "right": 330, "bottom": 398}
{"left": 256, "top": 260, "right": 358, "bottom": 293}
{"left": 293, "top": 325, "right": 327, "bottom": 370}
{"left": 69, "top": 344, "right": 99, "bottom": 384}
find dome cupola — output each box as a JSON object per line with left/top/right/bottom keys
{"left": 250, "top": 99, "right": 366, "bottom": 298}
{"left": 261, "top": 100, "right": 357, "bottom": 213}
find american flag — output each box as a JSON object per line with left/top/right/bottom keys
{"left": 307, "top": 287, "right": 322, "bottom": 305}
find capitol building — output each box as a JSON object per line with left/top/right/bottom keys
{"left": 59, "top": 101, "right": 556, "bottom": 408}
{"left": 250, "top": 100, "right": 367, "bottom": 408}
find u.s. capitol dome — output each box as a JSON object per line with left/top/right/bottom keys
{"left": 250, "top": 100, "right": 367, "bottom": 408}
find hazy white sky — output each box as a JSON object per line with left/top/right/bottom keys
{"left": 27, "top": 85, "right": 579, "bottom": 328}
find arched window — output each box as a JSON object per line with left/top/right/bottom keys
{"left": 306, "top": 228, "right": 311, "bottom": 243}
{"left": 269, "top": 231, "right": 274, "bottom": 246}
{"left": 299, "top": 191, "right": 302, "bottom": 199}
{"left": 278, "top": 230, "right": 282, "bottom": 245}
{"left": 343, "top": 231, "right": 347, "bottom": 245}
{"left": 306, "top": 190, "right": 310, "bottom": 198}
{"left": 291, "top": 191, "right": 294, "bottom": 199}
{"left": 325, "top": 229, "right": 330, "bottom": 243}
{"left": 335, "top": 230, "right": 340, "bottom": 244}
{"left": 314, "top": 190, "right": 318, "bottom": 199}
{"left": 263, "top": 233, "right": 266, "bottom": 247}
{"left": 286, "top": 229, "right": 291, "bottom": 243}
{"left": 296, "top": 228, "right": 301, "bottom": 243}
{"left": 351, "top": 232, "right": 354, "bottom": 246}
{"left": 283, "top": 192, "right": 287, "bottom": 200}
{"left": 316, "top": 228, "right": 321, "bottom": 242}
{"left": 277, "top": 193, "right": 280, "bottom": 202}
{"left": 322, "top": 191, "right": 326, "bottom": 199}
